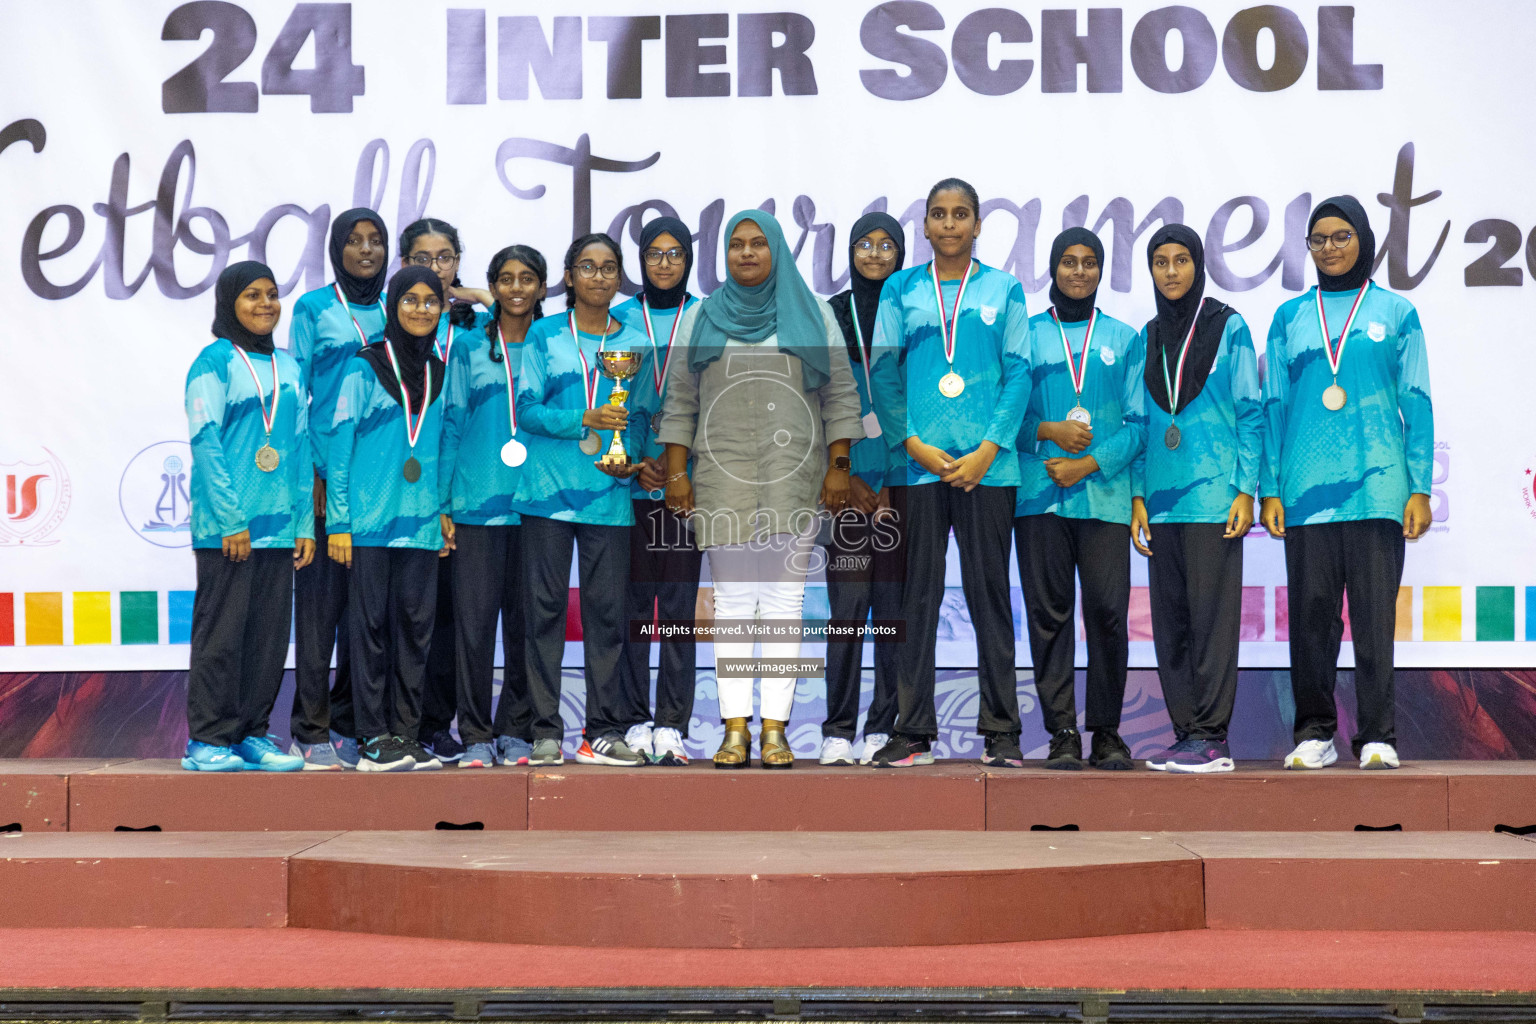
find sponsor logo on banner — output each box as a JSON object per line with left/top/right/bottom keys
{"left": 1430, "top": 442, "right": 1450, "bottom": 531}
{"left": 0, "top": 447, "right": 71, "bottom": 546}
{"left": 1523, "top": 456, "right": 1536, "bottom": 524}
{"left": 120, "top": 441, "right": 193, "bottom": 548}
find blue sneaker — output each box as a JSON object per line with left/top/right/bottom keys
{"left": 460, "top": 741, "right": 497, "bottom": 768}
{"left": 235, "top": 734, "right": 305, "bottom": 772}
{"left": 289, "top": 739, "right": 344, "bottom": 771}
{"left": 1166, "top": 738, "right": 1235, "bottom": 774}
{"left": 496, "top": 735, "right": 533, "bottom": 766}
{"left": 330, "top": 730, "right": 360, "bottom": 768}
{"left": 1145, "top": 737, "right": 1198, "bottom": 771}
{"left": 181, "top": 741, "right": 246, "bottom": 772}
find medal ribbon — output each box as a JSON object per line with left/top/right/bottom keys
{"left": 332, "top": 283, "right": 385, "bottom": 348}
{"left": 849, "top": 307, "right": 878, "bottom": 409}
{"left": 640, "top": 295, "right": 689, "bottom": 395}
{"left": 383, "top": 340, "right": 432, "bottom": 451}
{"left": 568, "top": 310, "right": 615, "bottom": 412}
{"left": 1051, "top": 306, "right": 1099, "bottom": 402}
{"left": 929, "top": 259, "right": 974, "bottom": 370}
{"left": 1160, "top": 297, "right": 1206, "bottom": 419}
{"left": 232, "top": 346, "right": 280, "bottom": 437}
{"left": 497, "top": 321, "right": 518, "bottom": 437}
{"left": 1314, "top": 280, "right": 1371, "bottom": 378}
{"left": 433, "top": 317, "right": 453, "bottom": 364}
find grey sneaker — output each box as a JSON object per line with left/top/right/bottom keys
{"left": 576, "top": 733, "right": 645, "bottom": 765}
{"left": 460, "top": 741, "right": 497, "bottom": 768}
{"left": 290, "top": 739, "right": 344, "bottom": 771}
{"left": 529, "top": 738, "right": 564, "bottom": 766}
{"left": 496, "top": 735, "right": 533, "bottom": 765}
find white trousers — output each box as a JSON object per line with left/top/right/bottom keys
{"left": 708, "top": 532, "right": 813, "bottom": 721}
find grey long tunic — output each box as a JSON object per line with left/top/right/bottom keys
{"left": 657, "top": 299, "right": 864, "bottom": 549}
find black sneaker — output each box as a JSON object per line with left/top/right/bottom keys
{"left": 1089, "top": 728, "right": 1134, "bottom": 770}
{"left": 980, "top": 732, "right": 1024, "bottom": 768}
{"left": 872, "top": 735, "right": 934, "bottom": 767}
{"left": 358, "top": 735, "right": 413, "bottom": 773}
{"left": 423, "top": 728, "right": 465, "bottom": 763}
{"left": 1044, "top": 728, "right": 1084, "bottom": 770}
{"left": 398, "top": 736, "right": 443, "bottom": 771}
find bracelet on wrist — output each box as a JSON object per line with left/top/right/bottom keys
{"left": 666, "top": 472, "right": 689, "bottom": 483}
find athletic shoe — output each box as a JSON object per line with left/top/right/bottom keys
{"left": 1359, "top": 742, "right": 1400, "bottom": 770}
{"left": 858, "top": 732, "right": 890, "bottom": 765}
{"left": 357, "top": 736, "right": 414, "bottom": 773}
{"left": 872, "top": 735, "right": 934, "bottom": 767}
{"left": 981, "top": 733, "right": 1024, "bottom": 768}
{"left": 460, "top": 741, "right": 497, "bottom": 768}
{"left": 234, "top": 734, "right": 304, "bottom": 772}
{"left": 1044, "top": 729, "right": 1084, "bottom": 770}
{"left": 180, "top": 741, "right": 247, "bottom": 772}
{"left": 423, "top": 728, "right": 464, "bottom": 763}
{"left": 624, "top": 722, "right": 655, "bottom": 758}
{"left": 529, "top": 738, "right": 564, "bottom": 766}
{"left": 330, "top": 731, "right": 360, "bottom": 768}
{"left": 1284, "top": 737, "right": 1338, "bottom": 770}
{"left": 1145, "top": 737, "right": 1197, "bottom": 771}
{"left": 819, "top": 736, "right": 856, "bottom": 766}
{"left": 651, "top": 727, "right": 689, "bottom": 766}
{"left": 398, "top": 736, "right": 443, "bottom": 771}
{"left": 289, "top": 739, "right": 344, "bottom": 771}
{"left": 1089, "top": 729, "right": 1134, "bottom": 770}
{"left": 1166, "top": 739, "right": 1235, "bottom": 774}
{"left": 576, "top": 733, "right": 646, "bottom": 766}
{"left": 496, "top": 735, "right": 533, "bottom": 766}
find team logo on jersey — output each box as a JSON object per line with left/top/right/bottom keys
{"left": 1100, "top": 346, "right": 1116, "bottom": 366}
{"left": 120, "top": 441, "right": 193, "bottom": 548}
{"left": 1368, "top": 322, "right": 1387, "bottom": 342}
{"left": 979, "top": 305, "right": 997, "bottom": 325}
{"left": 0, "top": 447, "right": 71, "bottom": 546}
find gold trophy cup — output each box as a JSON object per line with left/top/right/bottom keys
{"left": 596, "top": 351, "right": 643, "bottom": 467}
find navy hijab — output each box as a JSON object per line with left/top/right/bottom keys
{"left": 359, "top": 266, "right": 445, "bottom": 407}
{"left": 832, "top": 211, "right": 906, "bottom": 366}
{"left": 1309, "top": 195, "right": 1376, "bottom": 293}
{"left": 1048, "top": 227, "right": 1104, "bottom": 323}
{"left": 1142, "top": 225, "right": 1236, "bottom": 414}
{"left": 328, "top": 208, "right": 389, "bottom": 306}
{"left": 639, "top": 216, "right": 693, "bottom": 310}
{"left": 211, "top": 261, "right": 278, "bottom": 355}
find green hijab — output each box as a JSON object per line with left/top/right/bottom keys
{"left": 688, "top": 210, "right": 830, "bottom": 390}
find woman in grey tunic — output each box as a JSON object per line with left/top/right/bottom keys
{"left": 658, "top": 211, "right": 864, "bottom": 769}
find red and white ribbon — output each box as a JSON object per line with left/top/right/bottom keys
{"left": 929, "top": 259, "right": 974, "bottom": 371}
{"left": 640, "top": 296, "right": 688, "bottom": 395}
{"left": 332, "top": 283, "right": 384, "bottom": 348}
{"left": 232, "top": 346, "right": 279, "bottom": 436}
{"left": 1160, "top": 297, "right": 1206, "bottom": 418}
{"left": 568, "top": 310, "right": 615, "bottom": 412}
{"left": 498, "top": 321, "right": 518, "bottom": 437}
{"left": 383, "top": 340, "right": 432, "bottom": 451}
{"left": 1051, "top": 306, "right": 1099, "bottom": 402}
{"left": 1314, "top": 280, "right": 1371, "bottom": 377}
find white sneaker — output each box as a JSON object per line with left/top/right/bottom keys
{"left": 820, "top": 736, "right": 855, "bottom": 766}
{"left": 624, "top": 722, "right": 654, "bottom": 758}
{"left": 858, "top": 732, "right": 890, "bottom": 765}
{"left": 1284, "top": 737, "right": 1339, "bottom": 770}
{"left": 1359, "top": 742, "right": 1400, "bottom": 770}
{"left": 651, "top": 727, "right": 688, "bottom": 765}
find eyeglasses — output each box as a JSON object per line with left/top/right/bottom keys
{"left": 1306, "top": 230, "right": 1355, "bottom": 252}
{"left": 398, "top": 295, "right": 443, "bottom": 313}
{"left": 643, "top": 248, "right": 687, "bottom": 266}
{"left": 575, "top": 261, "right": 620, "bottom": 279}
{"left": 854, "top": 239, "right": 900, "bottom": 260}
{"left": 408, "top": 253, "right": 459, "bottom": 268}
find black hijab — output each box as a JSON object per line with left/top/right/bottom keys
{"left": 329, "top": 208, "right": 389, "bottom": 306}
{"left": 1048, "top": 227, "right": 1104, "bottom": 323}
{"left": 360, "top": 266, "right": 445, "bottom": 408}
{"left": 1142, "top": 225, "right": 1237, "bottom": 414}
{"left": 639, "top": 216, "right": 693, "bottom": 310}
{"left": 1309, "top": 195, "right": 1376, "bottom": 293}
{"left": 832, "top": 212, "right": 906, "bottom": 366}
{"left": 211, "top": 261, "right": 277, "bottom": 355}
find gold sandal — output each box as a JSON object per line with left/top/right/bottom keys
{"left": 760, "top": 719, "right": 794, "bottom": 769}
{"left": 714, "top": 717, "right": 751, "bottom": 769}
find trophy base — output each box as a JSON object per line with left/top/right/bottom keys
{"left": 597, "top": 453, "right": 630, "bottom": 468}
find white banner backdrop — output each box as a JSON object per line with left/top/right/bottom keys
{"left": 2, "top": 0, "right": 1534, "bottom": 671}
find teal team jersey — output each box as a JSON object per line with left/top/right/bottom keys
{"left": 1015, "top": 308, "right": 1147, "bottom": 525}
{"left": 1133, "top": 314, "right": 1263, "bottom": 524}
{"left": 327, "top": 354, "right": 448, "bottom": 549}
{"left": 868, "top": 261, "right": 1032, "bottom": 487}
{"left": 185, "top": 339, "right": 314, "bottom": 549}
{"left": 611, "top": 293, "right": 698, "bottom": 499}
{"left": 509, "top": 311, "right": 653, "bottom": 527}
{"left": 288, "top": 283, "right": 386, "bottom": 478}
{"left": 1260, "top": 283, "right": 1434, "bottom": 526}
{"left": 441, "top": 313, "right": 525, "bottom": 527}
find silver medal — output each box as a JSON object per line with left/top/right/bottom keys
{"left": 1164, "top": 424, "right": 1181, "bottom": 450}
{"left": 1067, "top": 405, "right": 1092, "bottom": 427}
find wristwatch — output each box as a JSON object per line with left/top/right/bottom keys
{"left": 831, "top": 455, "right": 851, "bottom": 472}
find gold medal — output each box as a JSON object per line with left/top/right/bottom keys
{"left": 255, "top": 444, "right": 280, "bottom": 472}
{"left": 938, "top": 371, "right": 965, "bottom": 398}
{"left": 1322, "top": 383, "right": 1347, "bottom": 411}
{"left": 579, "top": 432, "right": 602, "bottom": 456}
